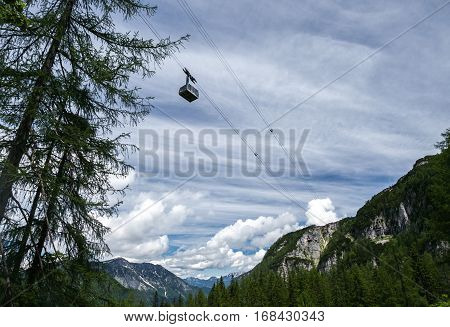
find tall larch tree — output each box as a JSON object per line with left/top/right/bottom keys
{"left": 0, "top": 0, "right": 186, "bottom": 305}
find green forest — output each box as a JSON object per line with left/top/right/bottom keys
{"left": 186, "top": 241, "right": 447, "bottom": 307}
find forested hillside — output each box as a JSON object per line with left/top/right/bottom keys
{"left": 198, "top": 130, "right": 450, "bottom": 307}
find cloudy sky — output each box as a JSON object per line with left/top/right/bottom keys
{"left": 101, "top": 0, "right": 450, "bottom": 278}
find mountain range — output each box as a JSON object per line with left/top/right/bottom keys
{"left": 101, "top": 257, "right": 197, "bottom": 301}
{"left": 183, "top": 273, "right": 239, "bottom": 291}
{"left": 100, "top": 257, "right": 241, "bottom": 300}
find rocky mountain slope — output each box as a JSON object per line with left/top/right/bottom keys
{"left": 101, "top": 257, "right": 197, "bottom": 300}
{"left": 250, "top": 151, "right": 449, "bottom": 278}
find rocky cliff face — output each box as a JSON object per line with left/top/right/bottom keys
{"left": 277, "top": 222, "right": 338, "bottom": 276}
{"left": 274, "top": 201, "right": 413, "bottom": 276}
{"left": 251, "top": 154, "right": 448, "bottom": 277}
{"left": 361, "top": 201, "right": 410, "bottom": 242}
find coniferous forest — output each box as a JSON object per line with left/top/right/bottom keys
{"left": 188, "top": 243, "right": 447, "bottom": 307}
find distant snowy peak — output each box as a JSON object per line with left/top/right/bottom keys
{"left": 225, "top": 272, "right": 241, "bottom": 279}
{"left": 184, "top": 272, "right": 241, "bottom": 290}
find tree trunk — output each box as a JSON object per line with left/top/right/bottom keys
{"left": 13, "top": 109, "right": 65, "bottom": 277}
{"left": 0, "top": 0, "right": 76, "bottom": 224}
{"left": 28, "top": 151, "right": 68, "bottom": 283}
{"left": 12, "top": 185, "right": 42, "bottom": 277}
{"left": 0, "top": 232, "right": 13, "bottom": 306}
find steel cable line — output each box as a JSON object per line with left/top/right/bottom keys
{"left": 151, "top": 104, "right": 191, "bottom": 131}
{"left": 175, "top": 1, "right": 322, "bottom": 207}
{"left": 262, "top": 0, "right": 450, "bottom": 130}
{"left": 140, "top": 15, "right": 258, "bottom": 158}
{"left": 139, "top": 14, "right": 313, "bottom": 205}
{"left": 144, "top": 10, "right": 318, "bottom": 200}
{"left": 175, "top": 0, "right": 450, "bottom": 200}
{"left": 176, "top": 0, "right": 307, "bottom": 178}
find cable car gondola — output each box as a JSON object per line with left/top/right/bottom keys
{"left": 179, "top": 68, "right": 199, "bottom": 102}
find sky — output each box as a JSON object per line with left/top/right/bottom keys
{"left": 100, "top": 0, "right": 450, "bottom": 278}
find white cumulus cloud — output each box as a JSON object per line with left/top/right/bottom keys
{"left": 208, "top": 212, "right": 299, "bottom": 249}
{"left": 305, "top": 198, "right": 338, "bottom": 226}
{"left": 103, "top": 192, "right": 340, "bottom": 276}
{"left": 154, "top": 212, "right": 299, "bottom": 277}
{"left": 112, "top": 235, "right": 170, "bottom": 261}
{"left": 101, "top": 191, "right": 198, "bottom": 261}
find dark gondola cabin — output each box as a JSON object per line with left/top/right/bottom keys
{"left": 179, "top": 68, "right": 199, "bottom": 102}
{"left": 179, "top": 83, "right": 199, "bottom": 102}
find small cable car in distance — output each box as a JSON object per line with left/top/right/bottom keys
{"left": 179, "top": 68, "right": 199, "bottom": 102}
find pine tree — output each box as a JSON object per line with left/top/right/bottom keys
{"left": 215, "top": 277, "right": 228, "bottom": 306}
{"left": 0, "top": 0, "right": 186, "bottom": 304}
{"left": 0, "top": 0, "right": 28, "bottom": 28}
{"left": 415, "top": 252, "right": 440, "bottom": 303}
{"left": 0, "top": 0, "right": 77, "bottom": 225}
{"left": 207, "top": 284, "right": 216, "bottom": 306}
{"left": 227, "top": 278, "right": 240, "bottom": 306}
{"left": 186, "top": 293, "right": 195, "bottom": 307}
{"left": 152, "top": 291, "right": 159, "bottom": 307}
{"left": 176, "top": 294, "right": 184, "bottom": 307}
{"left": 195, "top": 290, "right": 207, "bottom": 306}
{"left": 0, "top": 0, "right": 183, "bottom": 225}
